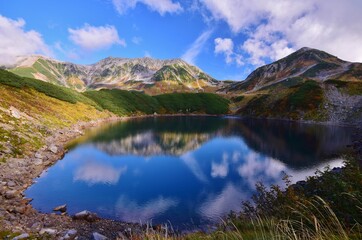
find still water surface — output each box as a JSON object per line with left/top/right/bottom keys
{"left": 25, "top": 116, "right": 355, "bottom": 230}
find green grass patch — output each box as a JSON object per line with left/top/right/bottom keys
{"left": 325, "top": 79, "right": 362, "bottom": 95}
{"left": 0, "top": 69, "right": 230, "bottom": 117}
{"left": 237, "top": 94, "right": 270, "bottom": 116}
{"left": 231, "top": 95, "right": 245, "bottom": 102}
{"left": 288, "top": 80, "right": 323, "bottom": 110}
{"left": 237, "top": 81, "right": 326, "bottom": 121}
{"left": 153, "top": 65, "right": 194, "bottom": 82}
{"left": 154, "top": 93, "right": 230, "bottom": 114}
{"left": 84, "top": 89, "right": 160, "bottom": 115}
{"left": 9, "top": 67, "right": 36, "bottom": 79}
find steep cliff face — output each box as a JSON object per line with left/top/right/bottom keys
{"left": 9, "top": 56, "right": 221, "bottom": 94}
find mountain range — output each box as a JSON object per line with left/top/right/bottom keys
{"left": 5, "top": 47, "right": 362, "bottom": 124}
{"left": 8, "top": 55, "right": 221, "bottom": 94}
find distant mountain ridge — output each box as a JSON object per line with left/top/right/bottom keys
{"left": 9, "top": 55, "right": 221, "bottom": 94}
{"left": 224, "top": 47, "right": 362, "bottom": 93}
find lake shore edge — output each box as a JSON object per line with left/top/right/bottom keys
{"left": 1, "top": 113, "right": 360, "bottom": 239}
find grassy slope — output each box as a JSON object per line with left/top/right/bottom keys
{"left": 235, "top": 80, "right": 326, "bottom": 121}
{"left": 235, "top": 80, "right": 328, "bottom": 121}
{"left": 85, "top": 91, "right": 230, "bottom": 115}
{"left": 0, "top": 69, "right": 98, "bottom": 107}
{"left": 154, "top": 93, "right": 230, "bottom": 114}
{"left": 232, "top": 71, "right": 362, "bottom": 123}
{"left": 84, "top": 89, "right": 160, "bottom": 115}
{"left": 0, "top": 86, "right": 113, "bottom": 162}
{"left": 0, "top": 69, "right": 229, "bottom": 161}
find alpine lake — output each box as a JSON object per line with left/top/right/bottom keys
{"left": 25, "top": 116, "right": 355, "bottom": 231}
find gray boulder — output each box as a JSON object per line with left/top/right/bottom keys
{"left": 93, "top": 232, "right": 108, "bottom": 240}
{"left": 73, "top": 210, "right": 99, "bottom": 222}
{"left": 53, "top": 204, "right": 67, "bottom": 213}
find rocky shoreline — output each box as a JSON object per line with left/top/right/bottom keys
{"left": 0, "top": 116, "right": 156, "bottom": 239}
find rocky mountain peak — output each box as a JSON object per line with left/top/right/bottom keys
{"left": 225, "top": 47, "right": 357, "bottom": 93}
{"left": 9, "top": 55, "right": 220, "bottom": 94}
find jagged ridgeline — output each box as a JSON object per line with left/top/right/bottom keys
{"left": 0, "top": 69, "right": 230, "bottom": 116}
{"left": 8, "top": 56, "right": 223, "bottom": 94}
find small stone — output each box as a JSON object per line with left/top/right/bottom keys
{"left": 34, "top": 158, "right": 43, "bottom": 166}
{"left": 5, "top": 190, "right": 17, "bottom": 199}
{"left": 49, "top": 145, "right": 58, "bottom": 154}
{"left": 10, "top": 106, "right": 21, "bottom": 119}
{"left": 12, "top": 233, "right": 29, "bottom": 240}
{"left": 53, "top": 204, "right": 67, "bottom": 213}
{"left": 7, "top": 181, "right": 16, "bottom": 187}
{"left": 35, "top": 152, "right": 43, "bottom": 159}
{"left": 93, "top": 232, "right": 108, "bottom": 240}
{"left": 2, "top": 148, "right": 12, "bottom": 154}
{"left": 30, "top": 222, "right": 42, "bottom": 231}
{"left": 63, "top": 229, "right": 77, "bottom": 239}
{"left": 73, "top": 210, "right": 99, "bottom": 222}
{"left": 40, "top": 228, "right": 57, "bottom": 235}
{"left": 14, "top": 206, "right": 26, "bottom": 214}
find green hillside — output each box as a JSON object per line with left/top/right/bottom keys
{"left": 0, "top": 69, "right": 230, "bottom": 116}
{"left": 84, "top": 89, "right": 160, "bottom": 115}
{"left": 233, "top": 77, "right": 362, "bottom": 123}
{"left": 155, "top": 92, "right": 230, "bottom": 114}
{"left": 0, "top": 69, "right": 97, "bottom": 106}
{"left": 0, "top": 69, "right": 230, "bottom": 162}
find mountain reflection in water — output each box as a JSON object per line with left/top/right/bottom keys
{"left": 26, "top": 116, "right": 355, "bottom": 229}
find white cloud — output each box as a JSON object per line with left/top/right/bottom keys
{"left": 132, "top": 36, "right": 142, "bottom": 45}
{"left": 214, "top": 37, "right": 243, "bottom": 66}
{"left": 0, "top": 15, "right": 51, "bottom": 66}
{"left": 181, "top": 29, "right": 212, "bottom": 65}
{"left": 214, "top": 38, "right": 233, "bottom": 62}
{"left": 68, "top": 24, "right": 125, "bottom": 51}
{"left": 201, "top": 0, "right": 362, "bottom": 65}
{"left": 112, "top": 0, "right": 183, "bottom": 16}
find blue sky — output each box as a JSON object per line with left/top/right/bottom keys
{"left": 1, "top": 0, "right": 362, "bottom": 80}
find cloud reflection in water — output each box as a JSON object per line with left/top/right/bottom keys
{"left": 115, "top": 196, "right": 179, "bottom": 223}
{"left": 74, "top": 160, "right": 127, "bottom": 185}
{"left": 199, "top": 183, "right": 244, "bottom": 221}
